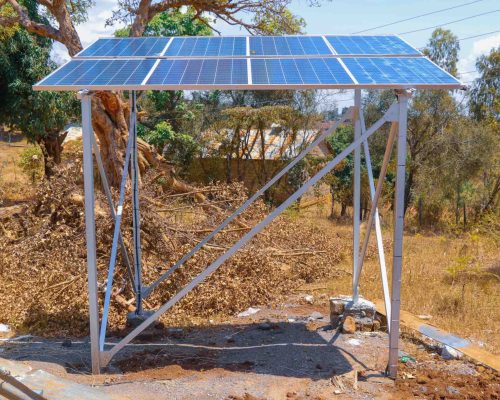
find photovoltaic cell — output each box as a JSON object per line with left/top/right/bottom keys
{"left": 165, "top": 37, "right": 246, "bottom": 57}
{"left": 249, "top": 36, "right": 332, "bottom": 56}
{"left": 326, "top": 35, "right": 420, "bottom": 55}
{"left": 146, "top": 59, "right": 248, "bottom": 86}
{"left": 78, "top": 38, "right": 171, "bottom": 57}
{"left": 251, "top": 58, "right": 353, "bottom": 85}
{"left": 342, "top": 57, "right": 460, "bottom": 85}
{"left": 36, "top": 59, "right": 157, "bottom": 87}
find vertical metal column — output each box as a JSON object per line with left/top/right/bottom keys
{"left": 130, "top": 91, "right": 143, "bottom": 314}
{"left": 388, "top": 91, "right": 409, "bottom": 378}
{"left": 79, "top": 90, "right": 101, "bottom": 374}
{"left": 352, "top": 89, "right": 362, "bottom": 303}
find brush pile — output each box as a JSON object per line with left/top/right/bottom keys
{"left": 0, "top": 144, "right": 343, "bottom": 336}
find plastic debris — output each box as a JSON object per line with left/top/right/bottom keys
{"left": 237, "top": 307, "right": 261, "bottom": 318}
{"left": 304, "top": 295, "right": 314, "bottom": 304}
{"left": 0, "top": 324, "right": 10, "bottom": 333}
{"left": 347, "top": 338, "right": 361, "bottom": 346}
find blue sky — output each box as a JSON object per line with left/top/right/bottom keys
{"left": 52, "top": 0, "right": 499, "bottom": 107}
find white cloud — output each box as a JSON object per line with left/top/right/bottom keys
{"left": 458, "top": 33, "right": 500, "bottom": 81}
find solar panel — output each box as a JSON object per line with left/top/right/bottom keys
{"left": 78, "top": 38, "right": 171, "bottom": 57}
{"left": 249, "top": 36, "right": 332, "bottom": 56}
{"left": 251, "top": 58, "right": 353, "bottom": 85}
{"left": 342, "top": 57, "right": 458, "bottom": 85}
{"left": 36, "top": 59, "right": 157, "bottom": 88}
{"left": 34, "top": 34, "right": 464, "bottom": 91}
{"left": 146, "top": 59, "right": 247, "bottom": 86}
{"left": 165, "top": 37, "right": 246, "bottom": 57}
{"left": 326, "top": 35, "right": 420, "bottom": 55}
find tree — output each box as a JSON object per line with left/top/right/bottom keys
{"left": 404, "top": 28, "right": 461, "bottom": 215}
{"left": 1, "top": 0, "right": 325, "bottom": 186}
{"left": 422, "top": 28, "right": 460, "bottom": 76}
{"left": 469, "top": 46, "right": 499, "bottom": 122}
{"left": 0, "top": 2, "right": 77, "bottom": 177}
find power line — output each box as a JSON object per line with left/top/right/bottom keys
{"left": 417, "top": 29, "right": 500, "bottom": 50}
{"left": 399, "top": 10, "right": 499, "bottom": 35}
{"left": 457, "top": 30, "right": 500, "bottom": 41}
{"left": 352, "top": 0, "right": 486, "bottom": 34}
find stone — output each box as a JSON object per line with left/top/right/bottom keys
{"left": 441, "top": 345, "right": 463, "bottom": 360}
{"left": 372, "top": 320, "right": 381, "bottom": 331}
{"left": 126, "top": 310, "right": 156, "bottom": 328}
{"left": 167, "top": 328, "right": 184, "bottom": 338}
{"left": 309, "top": 311, "right": 324, "bottom": 320}
{"left": 342, "top": 316, "right": 356, "bottom": 334}
{"left": 329, "top": 298, "right": 346, "bottom": 315}
{"left": 304, "top": 295, "right": 314, "bottom": 304}
{"left": 61, "top": 338, "right": 72, "bottom": 348}
{"left": 416, "top": 375, "right": 429, "bottom": 384}
{"left": 258, "top": 322, "right": 272, "bottom": 331}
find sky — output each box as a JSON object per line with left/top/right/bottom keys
{"left": 51, "top": 0, "right": 499, "bottom": 107}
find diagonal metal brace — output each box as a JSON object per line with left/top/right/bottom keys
{"left": 99, "top": 101, "right": 398, "bottom": 366}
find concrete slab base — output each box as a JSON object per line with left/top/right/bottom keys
{"left": 329, "top": 295, "right": 378, "bottom": 332}
{"left": 126, "top": 310, "right": 156, "bottom": 328}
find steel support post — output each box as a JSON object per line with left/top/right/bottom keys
{"left": 352, "top": 89, "right": 362, "bottom": 303}
{"left": 388, "top": 91, "right": 410, "bottom": 379}
{"left": 78, "top": 90, "right": 101, "bottom": 374}
{"left": 130, "top": 91, "right": 143, "bottom": 314}
{"left": 356, "top": 121, "right": 398, "bottom": 328}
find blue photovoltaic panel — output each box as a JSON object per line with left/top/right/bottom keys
{"left": 147, "top": 59, "right": 248, "bottom": 86}
{"left": 251, "top": 58, "right": 353, "bottom": 85}
{"left": 36, "top": 59, "right": 157, "bottom": 87}
{"left": 249, "top": 36, "right": 332, "bottom": 56}
{"left": 165, "top": 37, "right": 246, "bottom": 57}
{"left": 326, "top": 35, "right": 420, "bottom": 55}
{"left": 78, "top": 38, "right": 171, "bottom": 57}
{"left": 342, "top": 57, "right": 460, "bottom": 85}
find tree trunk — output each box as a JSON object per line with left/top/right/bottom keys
{"left": 329, "top": 188, "right": 335, "bottom": 219}
{"left": 418, "top": 196, "right": 423, "bottom": 228}
{"left": 340, "top": 202, "right": 347, "bottom": 217}
{"left": 37, "top": 130, "right": 68, "bottom": 178}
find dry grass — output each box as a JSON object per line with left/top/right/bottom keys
{"left": 298, "top": 202, "right": 500, "bottom": 354}
{"left": 0, "top": 131, "right": 36, "bottom": 205}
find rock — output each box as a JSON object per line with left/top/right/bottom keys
{"left": 329, "top": 298, "right": 346, "bottom": 315}
{"left": 347, "top": 338, "right": 361, "bottom": 346}
{"left": 447, "top": 386, "right": 460, "bottom": 395}
{"left": 342, "top": 316, "right": 356, "bottom": 334}
{"left": 309, "top": 311, "right": 324, "bottom": 320}
{"left": 304, "top": 295, "right": 314, "bottom": 304}
{"left": 61, "top": 338, "right": 72, "bottom": 348}
{"left": 237, "top": 307, "right": 260, "bottom": 318}
{"left": 258, "top": 322, "right": 272, "bottom": 331}
{"left": 372, "top": 320, "right": 381, "bottom": 331}
{"left": 416, "top": 375, "right": 429, "bottom": 384}
{"left": 441, "top": 345, "right": 463, "bottom": 360}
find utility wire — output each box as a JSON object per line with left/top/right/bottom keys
{"left": 352, "top": 0, "right": 486, "bottom": 34}
{"left": 457, "top": 30, "right": 500, "bottom": 41}
{"left": 417, "top": 29, "right": 500, "bottom": 50}
{"left": 399, "top": 10, "right": 500, "bottom": 35}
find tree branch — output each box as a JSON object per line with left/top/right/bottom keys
{"left": 5, "top": 0, "right": 62, "bottom": 42}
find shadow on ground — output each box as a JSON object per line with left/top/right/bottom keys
{"left": 1, "top": 321, "right": 358, "bottom": 381}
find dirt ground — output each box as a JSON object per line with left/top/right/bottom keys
{"left": 1, "top": 295, "right": 498, "bottom": 400}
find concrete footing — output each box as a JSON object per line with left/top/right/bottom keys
{"left": 329, "top": 296, "right": 379, "bottom": 333}
{"left": 126, "top": 310, "right": 156, "bottom": 328}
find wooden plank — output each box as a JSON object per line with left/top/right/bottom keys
{"left": 374, "top": 299, "right": 500, "bottom": 371}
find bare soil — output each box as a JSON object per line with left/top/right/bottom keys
{"left": 1, "top": 296, "right": 498, "bottom": 399}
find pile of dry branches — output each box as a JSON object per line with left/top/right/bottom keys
{"left": 0, "top": 146, "right": 343, "bottom": 336}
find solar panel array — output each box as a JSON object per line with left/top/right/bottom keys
{"left": 35, "top": 35, "right": 463, "bottom": 91}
